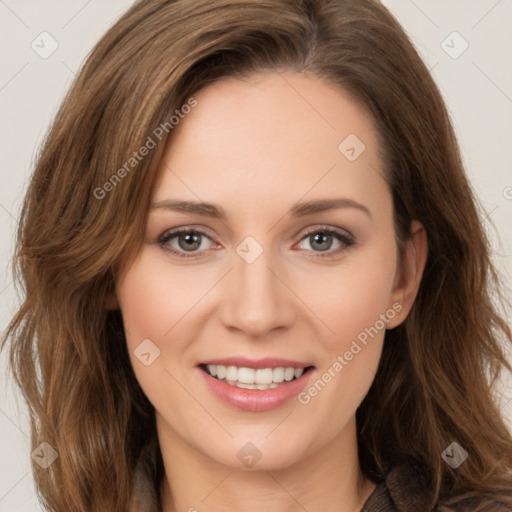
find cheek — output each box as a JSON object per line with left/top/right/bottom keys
{"left": 306, "top": 236, "right": 398, "bottom": 350}
{"left": 116, "top": 255, "right": 192, "bottom": 413}
{"left": 116, "top": 250, "right": 217, "bottom": 408}
{"left": 118, "top": 231, "right": 398, "bottom": 353}
{"left": 296, "top": 250, "right": 397, "bottom": 434}
{"left": 116, "top": 251, "right": 195, "bottom": 346}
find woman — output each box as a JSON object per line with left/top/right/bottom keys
{"left": 2, "top": 0, "right": 512, "bottom": 511}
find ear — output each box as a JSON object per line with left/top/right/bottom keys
{"left": 386, "top": 220, "right": 428, "bottom": 329}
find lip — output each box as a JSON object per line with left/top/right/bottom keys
{"left": 198, "top": 356, "right": 313, "bottom": 369}
{"left": 197, "top": 364, "right": 316, "bottom": 412}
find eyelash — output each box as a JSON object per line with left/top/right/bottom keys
{"left": 157, "top": 226, "right": 356, "bottom": 260}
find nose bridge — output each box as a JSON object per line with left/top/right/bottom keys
{"left": 220, "top": 236, "right": 295, "bottom": 337}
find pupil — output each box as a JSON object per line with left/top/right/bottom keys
{"left": 180, "top": 233, "right": 200, "bottom": 251}
{"left": 177, "top": 232, "right": 332, "bottom": 253}
{"left": 311, "top": 233, "right": 331, "bottom": 251}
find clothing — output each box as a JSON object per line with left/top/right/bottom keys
{"left": 361, "top": 459, "right": 437, "bottom": 512}
{"left": 127, "top": 439, "right": 509, "bottom": 512}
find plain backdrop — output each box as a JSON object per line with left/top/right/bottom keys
{"left": 1, "top": 1, "right": 511, "bottom": 510}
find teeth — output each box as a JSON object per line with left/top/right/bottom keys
{"left": 225, "top": 365, "right": 238, "bottom": 381}
{"left": 216, "top": 365, "right": 226, "bottom": 380}
{"left": 205, "top": 364, "right": 307, "bottom": 386}
{"left": 238, "top": 367, "right": 255, "bottom": 384}
{"left": 256, "top": 368, "right": 273, "bottom": 384}
{"left": 273, "top": 367, "right": 284, "bottom": 383}
{"left": 284, "top": 368, "right": 295, "bottom": 381}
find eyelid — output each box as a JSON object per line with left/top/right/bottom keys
{"left": 293, "top": 225, "right": 355, "bottom": 257}
{"left": 157, "top": 227, "right": 217, "bottom": 258}
{"left": 157, "top": 224, "right": 356, "bottom": 259}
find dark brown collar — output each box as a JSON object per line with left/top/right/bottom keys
{"left": 362, "top": 459, "right": 438, "bottom": 512}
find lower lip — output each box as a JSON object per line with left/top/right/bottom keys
{"left": 198, "top": 366, "right": 315, "bottom": 412}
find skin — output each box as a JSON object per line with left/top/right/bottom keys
{"left": 114, "top": 70, "right": 428, "bottom": 512}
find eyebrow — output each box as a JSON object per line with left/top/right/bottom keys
{"left": 151, "top": 198, "right": 372, "bottom": 220}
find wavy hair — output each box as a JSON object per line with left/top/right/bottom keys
{"left": 2, "top": 0, "right": 512, "bottom": 510}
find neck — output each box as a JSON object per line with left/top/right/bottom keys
{"left": 157, "top": 414, "right": 376, "bottom": 512}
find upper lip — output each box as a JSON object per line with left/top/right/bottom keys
{"left": 198, "top": 356, "right": 314, "bottom": 369}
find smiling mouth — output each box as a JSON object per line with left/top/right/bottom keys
{"left": 199, "top": 364, "right": 315, "bottom": 390}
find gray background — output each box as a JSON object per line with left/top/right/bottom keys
{"left": 1, "top": 1, "right": 511, "bottom": 509}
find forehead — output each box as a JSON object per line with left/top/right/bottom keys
{"left": 151, "top": 71, "right": 390, "bottom": 221}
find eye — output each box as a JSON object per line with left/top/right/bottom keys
{"left": 158, "top": 228, "right": 216, "bottom": 259}
{"left": 157, "top": 225, "right": 355, "bottom": 259}
{"left": 295, "top": 226, "right": 355, "bottom": 258}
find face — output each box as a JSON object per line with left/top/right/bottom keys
{"left": 115, "top": 71, "right": 416, "bottom": 471}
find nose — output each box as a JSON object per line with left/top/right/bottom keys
{"left": 218, "top": 243, "right": 297, "bottom": 338}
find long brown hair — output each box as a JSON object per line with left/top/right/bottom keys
{"left": 2, "top": 0, "right": 511, "bottom": 510}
